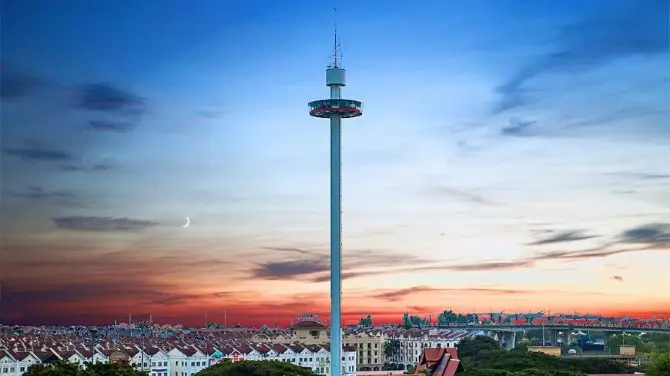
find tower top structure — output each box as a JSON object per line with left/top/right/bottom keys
{"left": 326, "top": 8, "right": 346, "bottom": 88}
{"left": 329, "top": 8, "right": 343, "bottom": 69}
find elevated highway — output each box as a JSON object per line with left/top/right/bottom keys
{"left": 435, "top": 324, "right": 670, "bottom": 334}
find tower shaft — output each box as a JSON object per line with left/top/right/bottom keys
{"left": 329, "top": 84, "right": 343, "bottom": 376}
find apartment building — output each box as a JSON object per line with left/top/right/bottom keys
{"left": 343, "top": 329, "right": 387, "bottom": 371}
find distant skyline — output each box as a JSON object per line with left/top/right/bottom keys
{"left": 1, "top": 0, "right": 669, "bottom": 326}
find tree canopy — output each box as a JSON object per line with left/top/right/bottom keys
{"left": 24, "top": 361, "right": 147, "bottom": 376}
{"left": 194, "top": 360, "right": 319, "bottom": 376}
{"left": 359, "top": 315, "right": 373, "bottom": 327}
{"left": 402, "top": 312, "right": 430, "bottom": 328}
{"left": 644, "top": 352, "right": 670, "bottom": 376}
{"left": 437, "top": 310, "right": 478, "bottom": 326}
{"left": 457, "top": 336, "right": 637, "bottom": 376}
{"left": 606, "top": 332, "right": 670, "bottom": 354}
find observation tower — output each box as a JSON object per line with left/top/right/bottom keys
{"left": 308, "top": 9, "right": 362, "bottom": 376}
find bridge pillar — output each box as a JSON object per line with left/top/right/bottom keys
{"left": 503, "top": 332, "right": 517, "bottom": 350}
{"left": 550, "top": 330, "right": 560, "bottom": 346}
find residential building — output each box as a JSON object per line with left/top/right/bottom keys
{"left": 343, "top": 329, "right": 387, "bottom": 371}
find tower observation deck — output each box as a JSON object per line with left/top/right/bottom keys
{"left": 307, "top": 9, "right": 362, "bottom": 376}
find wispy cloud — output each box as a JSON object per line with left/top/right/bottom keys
{"left": 500, "top": 118, "right": 537, "bottom": 136}
{"left": 76, "top": 83, "right": 144, "bottom": 114}
{"left": 0, "top": 62, "right": 45, "bottom": 100}
{"left": 620, "top": 223, "right": 670, "bottom": 244}
{"left": 494, "top": 1, "right": 669, "bottom": 113}
{"left": 252, "top": 247, "right": 434, "bottom": 282}
{"left": 370, "top": 285, "right": 618, "bottom": 302}
{"left": 59, "top": 163, "right": 114, "bottom": 172}
{"left": 3, "top": 139, "right": 73, "bottom": 162}
{"left": 9, "top": 186, "right": 80, "bottom": 206}
{"left": 528, "top": 230, "right": 598, "bottom": 246}
{"left": 52, "top": 216, "right": 158, "bottom": 231}
{"left": 87, "top": 120, "right": 137, "bottom": 133}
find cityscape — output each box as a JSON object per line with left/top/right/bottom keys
{"left": 1, "top": 0, "right": 669, "bottom": 376}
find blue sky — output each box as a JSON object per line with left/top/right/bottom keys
{"left": 2, "top": 0, "right": 669, "bottom": 324}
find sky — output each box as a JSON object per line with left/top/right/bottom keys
{"left": 1, "top": 0, "right": 669, "bottom": 327}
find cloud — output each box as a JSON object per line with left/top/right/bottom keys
{"left": 370, "top": 285, "right": 617, "bottom": 302}
{"left": 252, "top": 247, "right": 434, "bottom": 281}
{"left": 422, "top": 182, "right": 495, "bottom": 205}
{"left": 59, "top": 163, "right": 114, "bottom": 172}
{"left": 528, "top": 230, "right": 598, "bottom": 245}
{"left": 620, "top": 223, "right": 670, "bottom": 244}
{"left": 612, "top": 275, "right": 624, "bottom": 282}
{"left": 494, "top": 1, "right": 669, "bottom": 113}
{"left": 52, "top": 216, "right": 158, "bottom": 231}
{"left": 371, "top": 286, "right": 526, "bottom": 302}
{"left": 529, "top": 224, "right": 670, "bottom": 262}
{"left": 433, "top": 260, "right": 535, "bottom": 272}
{"left": 76, "top": 83, "right": 144, "bottom": 113}
{"left": 500, "top": 118, "right": 537, "bottom": 136}
{"left": 75, "top": 84, "right": 146, "bottom": 134}
{"left": 0, "top": 62, "right": 45, "bottom": 100}
{"left": 9, "top": 186, "right": 80, "bottom": 206}
{"left": 3, "top": 245, "right": 240, "bottom": 324}
{"left": 252, "top": 259, "right": 327, "bottom": 280}
{"left": 3, "top": 139, "right": 73, "bottom": 162}
{"left": 198, "top": 108, "right": 227, "bottom": 119}
{"left": 87, "top": 120, "right": 137, "bottom": 133}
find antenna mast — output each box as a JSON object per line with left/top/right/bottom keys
{"left": 330, "top": 8, "right": 343, "bottom": 68}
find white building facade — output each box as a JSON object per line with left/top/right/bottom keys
{"left": 0, "top": 343, "right": 356, "bottom": 376}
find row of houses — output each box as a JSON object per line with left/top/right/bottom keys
{"left": 1, "top": 322, "right": 482, "bottom": 374}
{"left": 0, "top": 342, "right": 358, "bottom": 376}
{"left": 278, "top": 319, "right": 482, "bottom": 371}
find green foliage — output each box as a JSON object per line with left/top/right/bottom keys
{"left": 561, "top": 357, "right": 635, "bottom": 374}
{"left": 437, "top": 310, "right": 478, "bottom": 326}
{"left": 456, "top": 336, "right": 635, "bottom": 376}
{"left": 402, "top": 313, "right": 412, "bottom": 329}
{"left": 462, "top": 369, "right": 584, "bottom": 376}
{"left": 384, "top": 339, "right": 400, "bottom": 359}
{"left": 606, "top": 332, "right": 670, "bottom": 354}
{"left": 645, "top": 352, "right": 670, "bottom": 376}
{"left": 24, "top": 361, "right": 148, "bottom": 376}
{"left": 359, "top": 315, "right": 373, "bottom": 327}
{"left": 194, "top": 360, "right": 319, "bottom": 376}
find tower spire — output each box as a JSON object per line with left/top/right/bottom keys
{"left": 330, "top": 8, "right": 342, "bottom": 68}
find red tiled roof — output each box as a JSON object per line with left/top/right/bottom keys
{"left": 145, "top": 348, "right": 162, "bottom": 356}
{"left": 9, "top": 351, "right": 30, "bottom": 361}
{"left": 181, "top": 347, "right": 197, "bottom": 356}
{"left": 414, "top": 348, "right": 463, "bottom": 376}
{"left": 0, "top": 350, "right": 14, "bottom": 361}
{"left": 292, "top": 320, "right": 327, "bottom": 329}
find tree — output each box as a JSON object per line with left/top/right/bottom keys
{"left": 438, "top": 310, "right": 458, "bottom": 326}
{"left": 409, "top": 315, "right": 429, "bottom": 328}
{"left": 457, "top": 336, "right": 502, "bottom": 360}
{"left": 24, "top": 361, "right": 148, "bottom": 376}
{"left": 402, "top": 313, "right": 412, "bottom": 329}
{"left": 359, "top": 315, "right": 373, "bottom": 327}
{"left": 645, "top": 352, "right": 670, "bottom": 376}
{"left": 383, "top": 339, "right": 400, "bottom": 362}
{"left": 195, "top": 360, "right": 319, "bottom": 376}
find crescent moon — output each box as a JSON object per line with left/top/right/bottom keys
{"left": 183, "top": 217, "right": 190, "bottom": 228}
